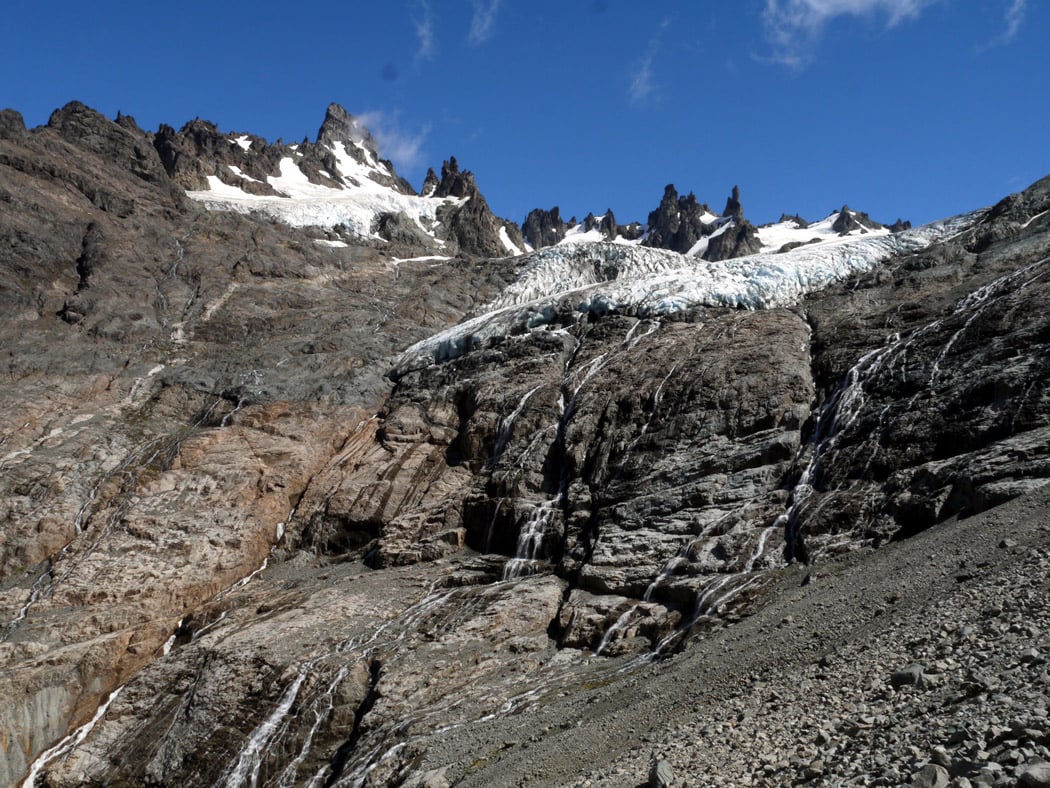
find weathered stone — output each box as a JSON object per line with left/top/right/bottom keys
{"left": 649, "top": 757, "right": 675, "bottom": 787}
{"left": 911, "top": 764, "right": 950, "bottom": 788}
{"left": 1020, "top": 763, "right": 1050, "bottom": 788}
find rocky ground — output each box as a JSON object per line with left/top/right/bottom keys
{"left": 1, "top": 102, "right": 1049, "bottom": 787}
{"left": 426, "top": 476, "right": 1050, "bottom": 788}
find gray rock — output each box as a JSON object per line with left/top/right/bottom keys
{"left": 0, "top": 107, "right": 26, "bottom": 139}
{"left": 649, "top": 757, "right": 675, "bottom": 787}
{"left": 892, "top": 663, "right": 927, "bottom": 689}
{"left": 722, "top": 184, "right": 744, "bottom": 220}
{"left": 522, "top": 206, "right": 569, "bottom": 248}
{"left": 911, "top": 763, "right": 950, "bottom": 788}
{"left": 1020, "top": 763, "right": 1050, "bottom": 788}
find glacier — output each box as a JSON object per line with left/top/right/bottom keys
{"left": 391, "top": 210, "right": 982, "bottom": 377}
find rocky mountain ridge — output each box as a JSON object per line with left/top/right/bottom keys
{"left": 74, "top": 98, "right": 905, "bottom": 264}
{"left": 1, "top": 100, "right": 1048, "bottom": 788}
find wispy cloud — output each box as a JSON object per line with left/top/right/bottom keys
{"left": 469, "top": 0, "right": 503, "bottom": 45}
{"left": 761, "top": 0, "right": 936, "bottom": 67}
{"left": 981, "top": 0, "right": 1026, "bottom": 48}
{"left": 629, "top": 18, "right": 670, "bottom": 107}
{"left": 356, "top": 111, "right": 430, "bottom": 171}
{"left": 629, "top": 54, "right": 655, "bottom": 105}
{"left": 413, "top": 0, "right": 435, "bottom": 62}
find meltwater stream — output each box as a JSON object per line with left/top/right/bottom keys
{"left": 498, "top": 318, "right": 663, "bottom": 581}
{"left": 776, "top": 252, "right": 1050, "bottom": 561}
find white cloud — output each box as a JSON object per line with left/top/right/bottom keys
{"left": 356, "top": 111, "right": 430, "bottom": 172}
{"left": 761, "top": 0, "right": 937, "bottom": 65}
{"left": 469, "top": 0, "right": 503, "bottom": 45}
{"left": 413, "top": 0, "right": 435, "bottom": 61}
{"left": 628, "top": 18, "right": 670, "bottom": 107}
{"left": 629, "top": 55, "right": 655, "bottom": 105}
{"left": 983, "top": 0, "right": 1026, "bottom": 48}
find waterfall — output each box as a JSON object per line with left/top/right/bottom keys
{"left": 219, "top": 673, "right": 308, "bottom": 788}
{"left": 488, "top": 384, "right": 543, "bottom": 467}
{"left": 503, "top": 496, "right": 561, "bottom": 580}
{"left": 595, "top": 605, "right": 641, "bottom": 656}
{"left": 778, "top": 254, "right": 1050, "bottom": 560}
{"left": 22, "top": 687, "right": 124, "bottom": 788}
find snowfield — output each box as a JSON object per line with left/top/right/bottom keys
{"left": 391, "top": 210, "right": 982, "bottom": 377}
{"left": 756, "top": 210, "right": 889, "bottom": 252}
{"left": 186, "top": 142, "right": 465, "bottom": 241}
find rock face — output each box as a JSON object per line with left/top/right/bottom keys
{"left": 831, "top": 204, "right": 885, "bottom": 235}
{"left": 635, "top": 182, "right": 763, "bottom": 260}
{"left": 431, "top": 156, "right": 519, "bottom": 257}
{"left": 2, "top": 101, "right": 1050, "bottom": 788}
{"left": 523, "top": 206, "right": 570, "bottom": 248}
{"left": 643, "top": 183, "right": 716, "bottom": 254}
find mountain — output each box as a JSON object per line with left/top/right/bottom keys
{"left": 1, "top": 101, "right": 1049, "bottom": 788}
{"left": 519, "top": 181, "right": 908, "bottom": 267}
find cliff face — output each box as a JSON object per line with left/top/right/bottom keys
{"left": 2, "top": 103, "right": 1050, "bottom": 788}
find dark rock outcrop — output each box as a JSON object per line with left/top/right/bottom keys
{"left": 153, "top": 118, "right": 284, "bottom": 194}
{"left": 523, "top": 206, "right": 569, "bottom": 248}
{"left": 421, "top": 167, "right": 440, "bottom": 197}
{"left": 430, "top": 157, "right": 509, "bottom": 257}
{"left": 778, "top": 213, "right": 809, "bottom": 229}
{"left": 703, "top": 219, "right": 763, "bottom": 261}
{"left": 0, "top": 108, "right": 27, "bottom": 140}
{"left": 723, "top": 184, "right": 744, "bottom": 221}
{"left": 431, "top": 156, "right": 474, "bottom": 199}
{"left": 831, "top": 204, "right": 884, "bottom": 235}
{"left": 644, "top": 184, "right": 716, "bottom": 254}
{"left": 47, "top": 101, "right": 170, "bottom": 189}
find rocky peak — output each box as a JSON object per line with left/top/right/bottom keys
{"left": 522, "top": 207, "right": 569, "bottom": 248}
{"left": 722, "top": 184, "right": 744, "bottom": 221}
{"left": 645, "top": 184, "right": 682, "bottom": 249}
{"left": 421, "top": 167, "right": 440, "bottom": 197}
{"left": 432, "top": 156, "right": 480, "bottom": 199}
{"left": 46, "top": 101, "right": 170, "bottom": 188}
{"left": 645, "top": 184, "right": 716, "bottom": 254}
{"left": 0, "top": 108, "right": 26, "bottom": 140}
{"left": 424, "top": 156, "right": 512, "bottom": 257}
{"left": 778, "top": 213, "right": 810, "bottom": 229}
{"left": 153, "top": 119, "right": 283, "bottom": 194}
{"left": 316, "top": 102, "right": 379, "bottom": 157}
{"left": 832, "top": 204, "right": 884, "bottom": 236}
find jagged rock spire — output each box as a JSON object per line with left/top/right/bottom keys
{"left": 316, "top": 102, "right": 379, "bottom": 156}
{"left": 722, "top": 185, "right": 744, "bottom": 220}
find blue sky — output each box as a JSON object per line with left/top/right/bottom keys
{"left": 2, "top": 0, "right": 1046, "bottom": 227}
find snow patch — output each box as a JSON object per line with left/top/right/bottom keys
{"left": 231, "top": 135, "right": 252, "bottom": 151}
{"left": 499, "top": 226, "right": 524, "bottom": 256}
{"left": 187, "top": 146, "right": 465, "bottom": 242}
{"left": 756, "top": 211, "right": 889, "bottom": 253}
{"left": 227, "top": 165, "right": 261, "bottom": 183}
{"left": 686, "top": 219, "right": 732, "bottom": 257}
{"left": 392, "top": 255, "right": 452, "bottom": 263}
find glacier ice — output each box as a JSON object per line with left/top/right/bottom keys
{"left": 391, "top": 210, "right": 982, "bottom": 377}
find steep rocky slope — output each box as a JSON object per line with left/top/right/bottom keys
{"left": 1, "top": 101, "right": 1048, "bottom": 788}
